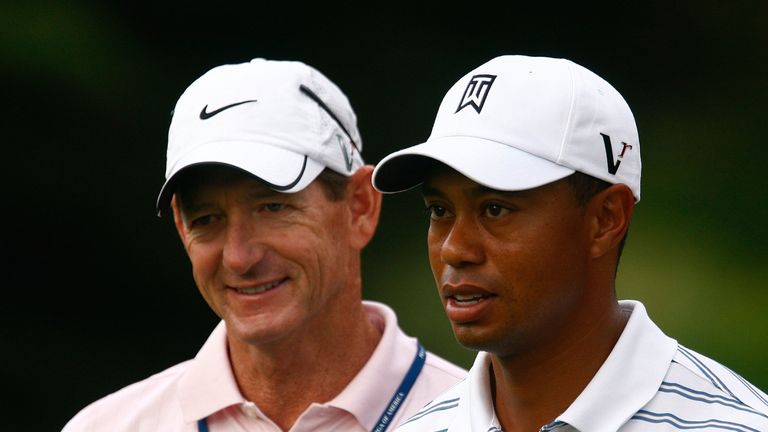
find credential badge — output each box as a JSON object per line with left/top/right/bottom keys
{"left": 456, "top": 74, "right": 497, "bottom": 114}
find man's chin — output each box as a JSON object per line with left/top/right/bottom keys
{"left": 451, "top": 324, "right": 498, "bottom": 352}
{"left": 225, "top": 315, "right": 296, "bottom": 347}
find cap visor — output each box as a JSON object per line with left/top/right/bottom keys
{"left": 156, "top": 140, "right": 324, "bottom": 216}
{"left": 373, "top": 136, "right": 575, "bottom": 193}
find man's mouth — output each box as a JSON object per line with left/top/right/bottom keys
{"left": 233, "top": 278, "right": 287, "bottom": 295}
{"left": 443, "top": 283, "right": 496, "bottom": 307}
{"left": 442, "top": 284, "right": 496, "bottom": 324}
{"left": 452, "top": 293, "right": 489, "bottom": 305}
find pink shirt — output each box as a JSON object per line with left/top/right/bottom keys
{"left": 63, "top": 301, "right": 467, "bottom": 432}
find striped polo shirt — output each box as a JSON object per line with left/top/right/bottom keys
{"left": 395, "top": 300, "right": 768, "bottom": 432}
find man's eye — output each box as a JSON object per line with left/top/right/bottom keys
{"left": 264, "top": 203, "right": 285, "bottom": 212}
{"left": 189, "top": 215, "right": 215, "bottom": 228}
{"left": 426, "top": 204, "right": 449, "bottom": 220}
{"left": 485, "top": 204, "right": 510, "bottom": 218}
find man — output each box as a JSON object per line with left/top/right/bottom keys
{"left": 372, "top": 55, "right": 768, "bottom": 431}
{"left": 63, "top": 58, "right": 466, "bottom": 432}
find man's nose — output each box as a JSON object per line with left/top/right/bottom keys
{"left": 222, "top": 219, "right": 267, "bottom": 275}
{"left": 439, "top": 215, "right": 485, "bottom": 268}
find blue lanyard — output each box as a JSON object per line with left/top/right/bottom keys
{"left": 197, "top": 341, "right": 426, "bottom": 432}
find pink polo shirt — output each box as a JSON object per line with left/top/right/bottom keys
{"left": 63, "top": 301, "right": 467, "bottom": 432}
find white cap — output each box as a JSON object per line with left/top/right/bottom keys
{"left": 156, "top": 58, "right": 364, "bottom": 215}
{"left": 372, "top": 55, "right": 641, "bottom": 201}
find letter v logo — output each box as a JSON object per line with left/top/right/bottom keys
{"left": 600, "top": 133, "right": 621, "bottom": 175}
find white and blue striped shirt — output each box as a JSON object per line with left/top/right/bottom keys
{"left": 395, "top": 301, "right": 768, "bottom": 432}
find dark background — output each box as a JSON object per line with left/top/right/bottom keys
{"left": 2, "top": 2, "right": 767, "bottom": 430}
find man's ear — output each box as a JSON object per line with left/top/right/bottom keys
{"left": 171, "top": 195, "right": 188, "bottom": 244}
{"left": 588, "top": 184, "right": 635, "bottom": 259}
{"left": 345, "top": 165, "right": 382, "bottom": 250}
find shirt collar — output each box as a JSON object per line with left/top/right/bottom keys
{"left": 328, "top": 301, "right": 422, "bottom": 430}
{"left": 556, "top": 300, "right": 678, "bottom": 432}
{"left": 178, "top": 320, "right": 245, "bottom": 423}
{"left": 454, "top": 352, "right": 499, "bottom": 431}
{"left": 176, "top": 301, "right": 421, "bottom": 428}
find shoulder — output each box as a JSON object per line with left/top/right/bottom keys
{"left": 396, "top": 379, "right": 465, "bottom": 431}
{"left": 671, "top": 345, "right": 768, "bottom": 414}
{"left": 629, "top": 345, "right": 768, "bottom": 430}
{"left": 62, "top": 360, "right": 192, "bottom": 432}
{"left": 365, "top": 301, "right": 468, "bottom": 407}
{"left": 363, "top": 300, "right": 467, "bottom": 387}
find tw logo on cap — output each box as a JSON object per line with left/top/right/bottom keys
{"left": 456, "top": 74, "right": 497, "bottom": 114}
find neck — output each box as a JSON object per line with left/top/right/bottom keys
{"left": 228, "top": 302, "right": 382, "bottom": 431}
{"left": 490, "top": 300, "right": 629, "bottom": 432}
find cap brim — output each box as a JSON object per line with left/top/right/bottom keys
{"left": 156, "top": 140, "right": 324, "bottom": 216}
{"left": 373, "top": 136, "right": 575, "bottom": 193}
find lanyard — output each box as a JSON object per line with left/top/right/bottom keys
{"left": 197, "top": 341, "right": 426, "bottom": 432}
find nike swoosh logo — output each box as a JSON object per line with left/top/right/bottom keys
{"left": 337, "top": 135, "right": 354, "bottom": 172}
{"left": 199, "top": 100, "right": 258, "bottom": 120}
